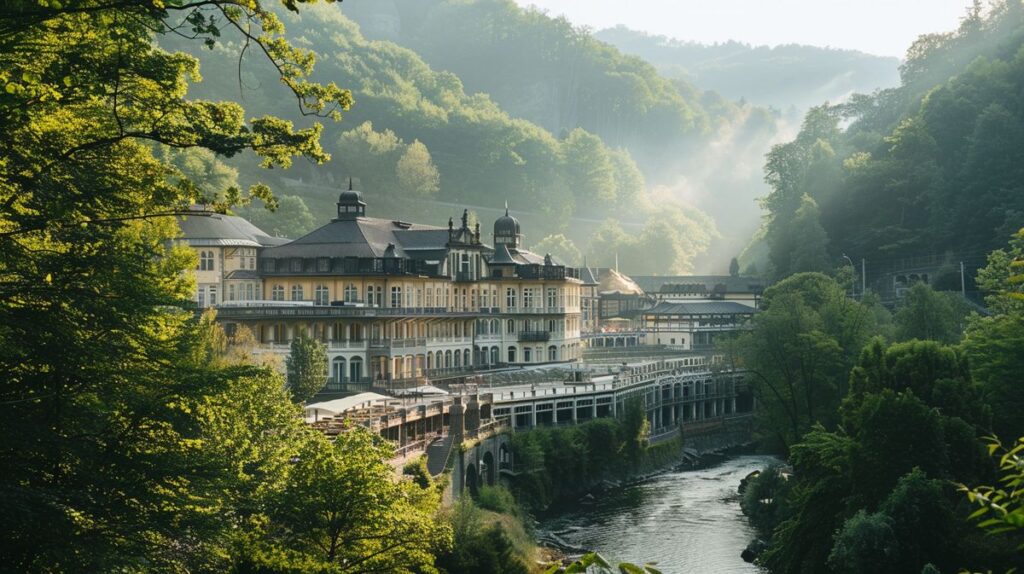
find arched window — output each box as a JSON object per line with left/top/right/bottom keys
{"left": 454, "top": 350, "right": 461, "bottom": 368}
{"left": 332, "top": 357, "right": 346, "bottom": 383}
{"left": 291, "top": 285, "right": 304, "bottom": 301}
{"left": 464, "top": 348, "right": 472, "bottom": 367}
{"left": 548, "top": 345, "right": 557, "bottom": 361}
{"left": 349, "top": 357, "right": 363, "bottom": 382}
{"left": 507, "top": 346, "right": 517, "bottom": 363}
{"left": 199, "top": 250, "right": 214, "bottom": 271}
{"left": 344, "top": 284, "right": 358, "bottom": 302}
{"left": 271, "top": 284, "right": 284, "bottom": 301}
{"left": 315, "top": 284, "right": 329, "bottom": 306}
{"left": 491, "top": 346, "right": 499, "bottom": 365}
{"left": 507, "top": 319, "right": 515, "bottom": 334}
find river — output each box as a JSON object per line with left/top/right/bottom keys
{"left": 539, "top": 455, "right": 780, "bottom": 573}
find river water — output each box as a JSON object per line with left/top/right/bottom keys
{"left": 539, "top": 455, "right": 780, "bottom": 573}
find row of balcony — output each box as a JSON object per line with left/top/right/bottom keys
{"left": 478, "top": 306, "right": 569, "bottom": 315}
{"left": 216, "top": 304, "right": 576, "bottom": 320}
{"left": 258, "top": 334, "right": 572, "bottom": 352}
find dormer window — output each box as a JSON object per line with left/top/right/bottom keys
{"left": 335, "top": 184, "right": 367, "bottom": 220}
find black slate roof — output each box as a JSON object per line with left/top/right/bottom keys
{"left": 489, "top": 243, "right": 516, "bottom": 265}
{"left": 176, "top": 211, "right": 287, "bottom": 247}
{"left": 261, "top": 217, "right": 449, "bottom": 259}
{"left": 578, "top": 267, "right": 599, "bottom": 286}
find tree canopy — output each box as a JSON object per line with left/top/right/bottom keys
{"left": 0, "top": 1, "right": 448, "bottom": 570}
{"left": 755, "top": 1, "right": 1024, "bottom": 280}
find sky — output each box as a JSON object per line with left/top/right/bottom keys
{"left": 513, "top": 0, "right": 973, "bottom": 58}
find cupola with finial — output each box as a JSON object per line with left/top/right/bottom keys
{"left": 493, "top": 201, "right": 521, "bottom": 248}
{"left": 335, "top": 177, "right": 366, "bottom": 221}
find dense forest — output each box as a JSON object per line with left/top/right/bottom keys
{"left": 595, "top": 26, "right": 901, "bottom": 113}
{"left": 757, "top": 1, "right": 1024, "bottom": 282}
{"left": 730, "top": 3, "right": 1024, "bottom": 572}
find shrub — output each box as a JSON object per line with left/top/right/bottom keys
{"left": 476, "top": 485, "right": 516, "bottom": 514}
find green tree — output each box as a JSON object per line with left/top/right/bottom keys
{"left": 730, "top": 257, "right": 741, "bottom": 277}
{"left": 740, "top": 466, "right": 792, "bottom": 533}
{"left": 533, "top": 234, "right": 582, "bottom": 266}
{"left": 880, "top": 469, "right": 958, "bottom": 573}
{"left": 242, "top": 194, "right": 317, "bottom": 238}
{"left": 828, "top": 510, "right": 899, "bottom": 574}
{"left": 251, "top": 428, "right": 449, "bottom": 572}
{"left": 769, "top": 194, "right": 831, "bottom": 278}
{"left": 622, "top": 397, "right": 651, "bottom": 464}
{"left": 0, "top": 0, "right": 349, "bottom": 568}
{"left": 286, "top": 334, "right": 328, "bottom": 403}
{"left": 895, "top": 282, "right": 963, "bottom": 343}
{"left": 437, "top": 499, "right": 530, "bottom": 574}
{"left": 609, "top": 147, "right": 646, "bottom": 210}
{"left": 963, "top": 229, "right": 1024, "bottom": 440}
{"left": 736, "top": 273, "right": 879, "bottom": 450}
{"left": 562, "top": 128, "right": 617, "bottom": 206}
{"left": 396, "top": 139, "right": 441, "bottom": 197}
{"left": 961, "top": 436, "right": 1024, "bottom": 545}
{"left": 335, "top": 121, "right": 404, "bottom": 192}
{"left": 586, "top": 219, "right": 631, "bottom": 269}
{"left": 161, "top": 146, "right": 240, "bottom": 199}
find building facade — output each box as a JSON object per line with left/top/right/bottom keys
{"left": 176, "top": 208, "right": 288, "bottom": 308}
{"left": 204, "top": 189, "right": 582, "bottom": 387}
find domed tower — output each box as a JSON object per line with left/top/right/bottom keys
{"left": 335, "top": 178, "right": 366, "bottom": 221}
{"left": 493, "top": 203, "right": 521, "bottom": 249}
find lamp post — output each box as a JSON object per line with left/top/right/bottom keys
{"left": 841, "top": 254, "right": 856, "bottom": 299}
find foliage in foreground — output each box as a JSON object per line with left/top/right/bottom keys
{"left": 962, "top": 437, "right": 1024, "bottom": 548}
{"left": 547, "top": 552, "right": 662, "bottom": 574}
{"left": 0, "top": 0, "right": 453, "bottom": 570}
{"left": 436, "top": 498, "right": 532, "bottom": 574}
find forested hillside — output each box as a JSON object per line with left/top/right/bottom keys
{"left": 759, "top": 1, "right": 1024, "bottom": 281}
{"left": 342, "top": 0, "right": 714, "bottom": 154}
{"left": 164, "top": 3, "right": 721, "bottom": 274}
{"left": 341, "top": 0, "right": 787, "bottom": 267}
{"left": 595, "top": 26, "right": 901, "bottom": 113}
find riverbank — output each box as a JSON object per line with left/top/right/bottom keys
{"left": 538, "top": 455, "right": 780, "bottom": 572}
{"left": 503, "top": 407, "right": 761, "bottom": 568}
